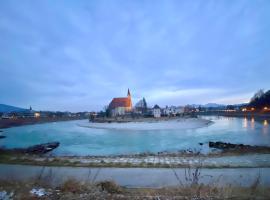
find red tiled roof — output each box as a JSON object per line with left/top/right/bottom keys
{"left": 109, "top": 97, "right": 132, "bottom": 109}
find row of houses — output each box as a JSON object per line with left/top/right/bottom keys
{"left": 1, "top": 107, "right": 41, "bottom": 119}
{"left": 149, "top": 105, "right": 185, "bottom": 118}
{"left": 107, "top": 89, "right": 185, "bottom": 118}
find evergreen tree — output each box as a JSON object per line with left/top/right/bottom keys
{"left": 249, "top": 89, "right": 270, "bottom": 109}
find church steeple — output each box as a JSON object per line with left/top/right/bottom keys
{"left": 127, "top": 88, "right": 131, "bottom": 97}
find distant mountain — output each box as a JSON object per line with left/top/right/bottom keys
{"left": 188, "top": 103, "right": 225, "bottom": 108}
{"left": 0, "top": 104, "right": 27, "bottom": 113}
{"left": 202, "top": 103, "right": 226, "bottom": 108}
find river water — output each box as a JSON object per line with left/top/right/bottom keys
{"left": 0, "top": 116, "right": 269, "bottom": 156}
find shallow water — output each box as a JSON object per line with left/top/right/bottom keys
{"left": 0, "top": 116, "right": 269, "bottom": 156}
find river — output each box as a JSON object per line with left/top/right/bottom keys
{"left": 0, "top": 116, "right": 269, "bottom": 156}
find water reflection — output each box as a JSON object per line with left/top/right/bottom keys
{"left": 243, "top": 117, "right": 248, "bottom": 128}
{"left": 262, "top": 120, "right": 268, "bottom": 135}
{"left": 251, "top": 117, "right": 255, "bottom": 130}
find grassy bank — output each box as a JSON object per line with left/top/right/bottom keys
{"left": 1, "top": 176, "right": 269, "bottom": 199}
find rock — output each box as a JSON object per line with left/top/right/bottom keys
{"left": 24, "top": 142, "right": 60, "bottom": 154}
{"left": 209, "top": 141, "right": 270, "bottom": 153}
{"left": 0, "top": 135, "right": 6, "bottom": 139}
{"left": 209, "top": 141, "right": 237, "bottom": 149}
{"left": 1, "top": 142, "right": 61, "bottom": 154}
{"left": 199, "top": 142, "right": 203, "bottom": 146}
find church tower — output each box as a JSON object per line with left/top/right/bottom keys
{"left": 127, "top": 88, "right": 132, "bottom": 110}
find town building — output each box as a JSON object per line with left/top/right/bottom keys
{"left": 153, "top": 104, "right": 161, "bottom": 118}
{"left": 163, "top": 106, "right": 185, "bottom": 116}
{"left": 108, "top": 89, "right": 132, "bottom": 117}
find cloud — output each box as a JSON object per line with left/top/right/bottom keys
{"left": 0, "top": 0, "right": 270, "bottom": 111}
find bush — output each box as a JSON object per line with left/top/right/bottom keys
{"left": 97, "top": 181, "right": 122, "bottom": 194}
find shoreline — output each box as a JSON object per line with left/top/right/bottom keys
{"left": 0, "top": 117, "right": 86, "bottom": 129}
{"left": 80, "top": 118, "right": 212, "bottom": 131}
{"left": 198, "top": 111, "right": 270, "bottom": 120}
{"left": 1, "top": 112, "right": 268, "bottom": 130}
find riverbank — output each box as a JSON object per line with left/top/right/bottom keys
{"left": 0, "top": 117, "right": 86, "bottom": 129}
{"left": 198, "top": 111, "right": 270, "bottom": 119}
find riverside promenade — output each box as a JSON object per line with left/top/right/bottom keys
{"left": 0, "top": 164, "right": 270, "bottom": 187}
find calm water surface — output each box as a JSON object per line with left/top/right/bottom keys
{"left": 0, "top": 116, "right": 269, "bottom": 156}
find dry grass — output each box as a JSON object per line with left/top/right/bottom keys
{"left": 97, "top": 180, "right": 123, "bottom": 194}
{"left": 60, "top": 179, "right": 85, "bottom": 193}
{"left": 0, "top": 156, "right": 269, "bottom": 199}
{"left": 1, "top": 176, "right": 270, "bottom": 200}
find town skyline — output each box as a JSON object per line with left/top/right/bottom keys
{"left": 1, "top": 0, "right": 270, "bottom": 112}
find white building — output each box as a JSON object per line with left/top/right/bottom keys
{"left": 164, "top": 106, "right": 184, "bottom": 116}
{"left": 153, "top": 105, "right": 161, "bottom": 118}
{"left": 108, "top": 89, "right": 132, "bottom": 117}
{"left": 110, "top": 107, "right": 126, "bottom": 116}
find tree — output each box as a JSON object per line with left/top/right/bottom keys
{"left": 135, "top": 97, "right": 148, "bottom": 114}
{"left": 250, "top": 89, "right": 264, "bottom": 102}
{"left": 104, "top": 106, "right": 110, "bottom": 117}
{"left": 142, "top": 97, "right": 147, "bottom": 113}
{"left": 226, "top": 105, "right": 234, "bottom": 110}
{"left": 249, "top": 89, "right": 270, "bottom": 109}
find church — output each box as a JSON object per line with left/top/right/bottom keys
{"left": 108, "top": 89, "right": 132, "bottom": 116}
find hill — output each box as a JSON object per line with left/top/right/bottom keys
{"left": 0, "top": 104, "right": 27, "bottom": 113}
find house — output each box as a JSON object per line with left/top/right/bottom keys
{"left": 163, "top": 106, "right": 176, "bottom": 116}
{"left": 163, "top": 106, "right": 185, "bottom": 116}
{"left": 1, "top": 113, "right": 14, "bottom": 119}
{"left": 175, "top": 106, "right": 185, "bottom": 115}
{"left": 108, "top": 89, "right": 132, "bottom": 117}
{"left": 153, "top": 104, "right": 161, "bottom": 118}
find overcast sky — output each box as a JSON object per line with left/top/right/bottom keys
{"left": 0, "top": 0, "right": 270, "bottom": 111}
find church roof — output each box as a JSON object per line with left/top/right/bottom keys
{"left": 153, "top": 104, "right": 160, "bottom": 109}
{"left": 109, "top": 97, "right": 132, "bottom": 109}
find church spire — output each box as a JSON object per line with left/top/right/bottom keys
{"left": 127, "top": 88, "right": 131, "bottom": 97}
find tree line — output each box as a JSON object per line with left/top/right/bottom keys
{"left": 249, "top": 89, "right": 270, "bottom": 109}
